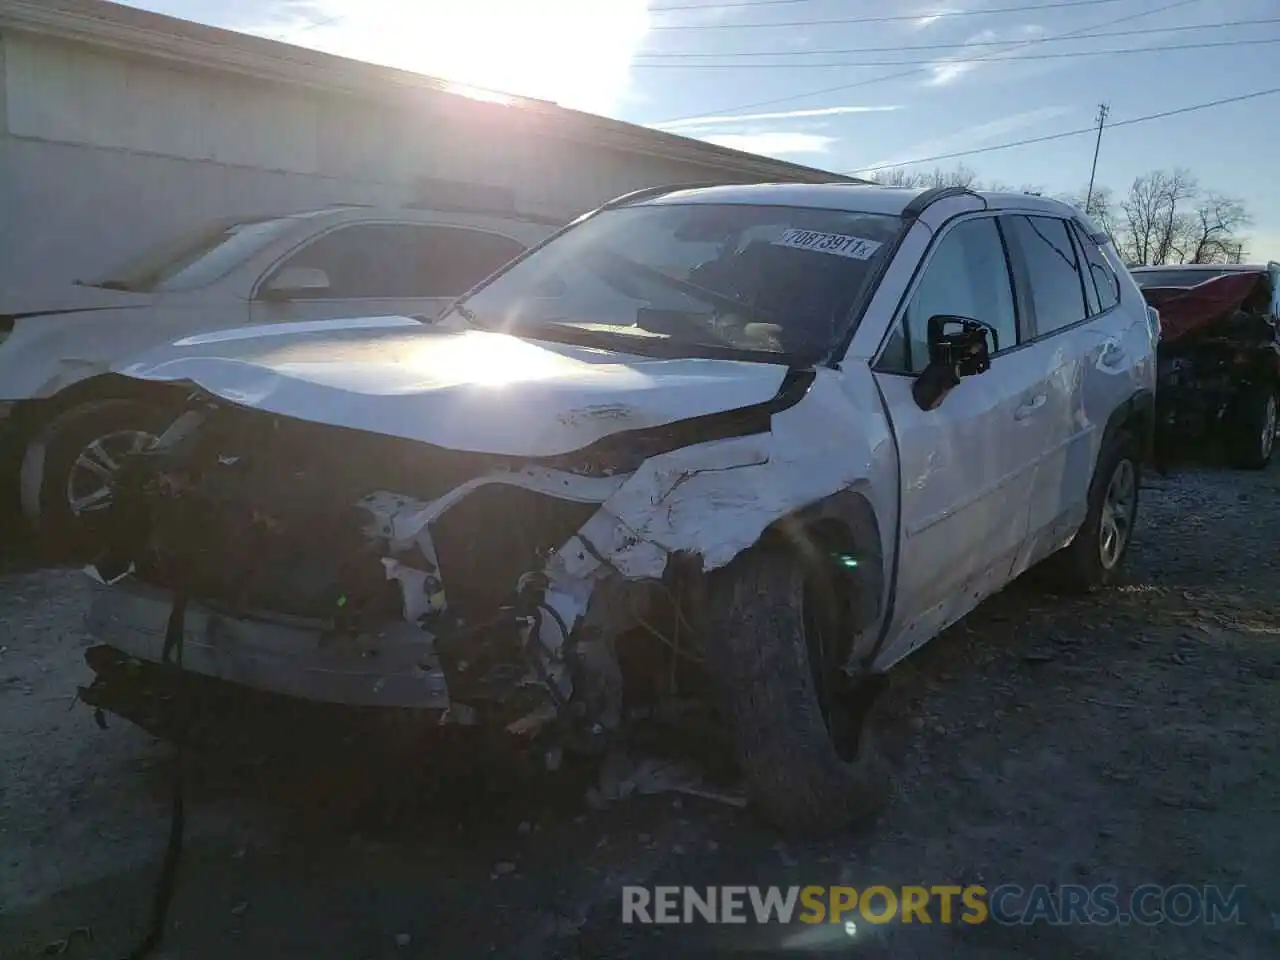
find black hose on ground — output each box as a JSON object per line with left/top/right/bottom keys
{"left": 121, "top": 594, "right": 188, "bottom": 960}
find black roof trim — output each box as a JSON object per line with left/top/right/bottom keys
{"left": 902, "top": 186, "right": 985, "bottom": 219}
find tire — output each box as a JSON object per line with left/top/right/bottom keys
{"left": 702, "top": 542, "right": 890, "bottom": 836}
{"left": 19, "top": 398, "right": 176, "bottom": 563}
{"left": 1052, "top": 431, "right": 1141, "bottom": 592}
{"left": 1225, "top": 387, "right": 1277, "bottom": 470}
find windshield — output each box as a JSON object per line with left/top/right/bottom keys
{"left": 88, "top": 216, "right": 300, "bottom": 292}
{"left": 1131, "top": 267, "right": 1247, "bottom": 289}
{"left": 443, "top": 202, "right": 903, "bottom": 362}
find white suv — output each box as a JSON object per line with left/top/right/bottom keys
{"left": 0, "top": 204, "right": 557, "bottom": 554}
{"left": 83, "top": 183, "right": 1156, "bottom": 834}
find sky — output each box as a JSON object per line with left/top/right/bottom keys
{"left": 121, "top": 0, "right": 1280, "bottom": 259}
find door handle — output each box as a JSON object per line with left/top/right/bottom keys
{"left": 1015, "top": 394, "right": 1047, "bottom": 420}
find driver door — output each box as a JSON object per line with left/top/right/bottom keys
{"left": 872, "top": 214, "right": 1046, "bottom": 667}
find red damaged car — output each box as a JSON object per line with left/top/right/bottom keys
{"left": 1131, "top": 263, "right": 1280, "bottom": 470}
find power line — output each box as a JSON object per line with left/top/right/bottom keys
{"left": 649, "top": 0, "right": 1133, "bottom": 29}
{"left": 651, "top": 0, "right": 870, "bottom": 9}
{"left": 651, "top": 0, "right": 1205, "bottom": 124}
{"left": 632, "top": 36, "right": 1280, "bottom": 68}
{"left": 856, "top": 85, "right": 1280, "bottom": 172}
{"left": 636, "top": 17, "right": 1280, "bottom": 57}
{"left": 278, "top": 0, "right": 1127, "bottom": 35}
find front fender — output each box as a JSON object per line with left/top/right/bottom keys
{"left": 548, "top": 366, "right": 898, "bottom": 627}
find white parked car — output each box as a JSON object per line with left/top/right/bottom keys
{"left": 82, "top": 183, "right": 1156, "bottom": 833}
{"left": 0, "top": 203, "right": 558, "bottom": 555}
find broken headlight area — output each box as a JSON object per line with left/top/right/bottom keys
{"left": 89, "top": 397, "right": 708, "bottom": 744}
{"left": 96, "top": 403, "right": 492, "bottom": 624}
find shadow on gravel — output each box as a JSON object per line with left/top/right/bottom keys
{"left": 0, "top": 535, "right": 35, "bottom": 575}
{"left": 4, "top": 462, "right": 1277, "bottom": 959}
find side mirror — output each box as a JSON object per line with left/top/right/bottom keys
{"left": 260, "top": 266, "right": 331, "bottom": 301}
{"left": 912, "top": 314, "right": 997, "bottom": 411}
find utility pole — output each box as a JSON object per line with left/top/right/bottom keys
{"left": 1084, "top": 102, "right": 1109, "bottom": 214}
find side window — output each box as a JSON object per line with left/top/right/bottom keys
{"left": 260, "top": 224, "right": 526, "bottom": 300}
{"left": 1071, "top": 223, "right": 1120, "bottom": 313}
{"left": 414, "top": 227, "right": 528, "bottom": 297}
{"left": 881, "top": 217, "right": 1019, "bottom": 375}
{"left": 1006, "top": 215, "right": 1088, "bottom": 335}
{"left": 262, "top": 224, "right": 413, "bottom": 299}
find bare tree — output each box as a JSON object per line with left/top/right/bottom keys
{"left": 871, "top": 164, "right": 1251, "bottom": 265}
{"left": 1177, "top": 194, "right": 1252, "bottom": 264}
{"left": 1056, "top": 184, "right": 1118, "bottom": 242}
{"left": 1119, "top": 169, "right": 1199, "bottom": 266}
{"left": 868, "top": 163, "right": 981, "bottom": 189}
{"left": 865, "top": 167, "right": 923, "bottom": 188}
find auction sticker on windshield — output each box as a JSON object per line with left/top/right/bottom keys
{"left": 772, "top": 229, "right": 883, "bottom": 260}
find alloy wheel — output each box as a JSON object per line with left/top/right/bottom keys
{"left": 65, "top": 429, "right": 157, "bottom": 517}
{"left": 1098, "top": 458, "right": 1137, "bottom": 570}
{"left": 1260, "top": 394, "right": 1277, "bottom": 461}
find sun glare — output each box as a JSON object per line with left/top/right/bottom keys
{"left": 288, "top": 0, "right": 651, "bottom": 115}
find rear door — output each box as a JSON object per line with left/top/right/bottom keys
{"left": 1002, "top": 214, "right": 1155, "bottom": 578}
{"left": 872, "top": 214, "right": 1041, "bottom": 666}
{"left": 997, "top": 214, "right": 1104, "bottom": 577}
{"left": 249, "top": 222, "right": 531, "bottom": 325}
{"left": 1071, "top": 220, "right": 1154, "bottom": 459}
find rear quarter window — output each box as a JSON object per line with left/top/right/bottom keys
{"left": 1071, "top": 223, "right": 1120, "bottom": 313}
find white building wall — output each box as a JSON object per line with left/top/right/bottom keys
{"left": 0, "top": 33, "right": 799, "bottom": 293}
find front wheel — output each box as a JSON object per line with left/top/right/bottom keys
{"left": 702, "top": 543, "right": 890, "bottom": 836}
{"left": 1226, "top": 387, "right": 1277, "bottom": 470}
{"left": 20, "top": 398, "right": 174, "bottom": 563}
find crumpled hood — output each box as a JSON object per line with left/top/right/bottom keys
{"left": 1141, "top": 272, "right": 1267, "bottom": 343}
{"left": 116, "top": 321, "right": 791, "bottom": 456}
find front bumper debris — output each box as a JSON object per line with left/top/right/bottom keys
{"left": 81, "top": 369, "right": 865, "bottom": 749}
{"left": 86, "top": 579, "right": 450, "bottom": 710}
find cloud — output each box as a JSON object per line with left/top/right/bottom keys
{"left": 911, "top": 6, "right": 965, "bottom": 30}
{"left": 699, "top": 132, "right": 837, "bottom": 156}
{"left": 657, "top": 104, "right": 903, "bottom": 132}
{"left": 925, "top": 23, "right": 1046, "bottom": 86}
{"left": 1245, "top": 229, "right": 1280, "bottom": 260}
{"left": 228, "top": 0, "right": 651, "bottom": 115}
{"left": 857, "top": 105, "right": 1072, "bottom": 172}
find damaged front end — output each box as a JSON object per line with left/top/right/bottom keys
{"left": 1143, "top": 272, "right": 1280, "bottom": 460}
{"left": 82, "top": 386, "right": 785, "bottom": 754}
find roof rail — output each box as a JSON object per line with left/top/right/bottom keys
{"left": 902, "top": 185, "right": 985, "bottom": 219}
{"left": 600, "top": 182, "right": 734, "bottom": 210}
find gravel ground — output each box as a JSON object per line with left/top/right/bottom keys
{"left": 0, "top": 462, "right": 1277, "bottom": 959}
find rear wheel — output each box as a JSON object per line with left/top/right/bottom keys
{"left": 1225, "top": 387, "right": 1277, "bottom": 470}
{"left": 1051, "top": 431, "right": 1141, "bottom": 592}
{"left": 20, "top": 398, "right": 174, "bottom": 563}
{"left": 702, "top": 542, "right": 889, "bottom": 836}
